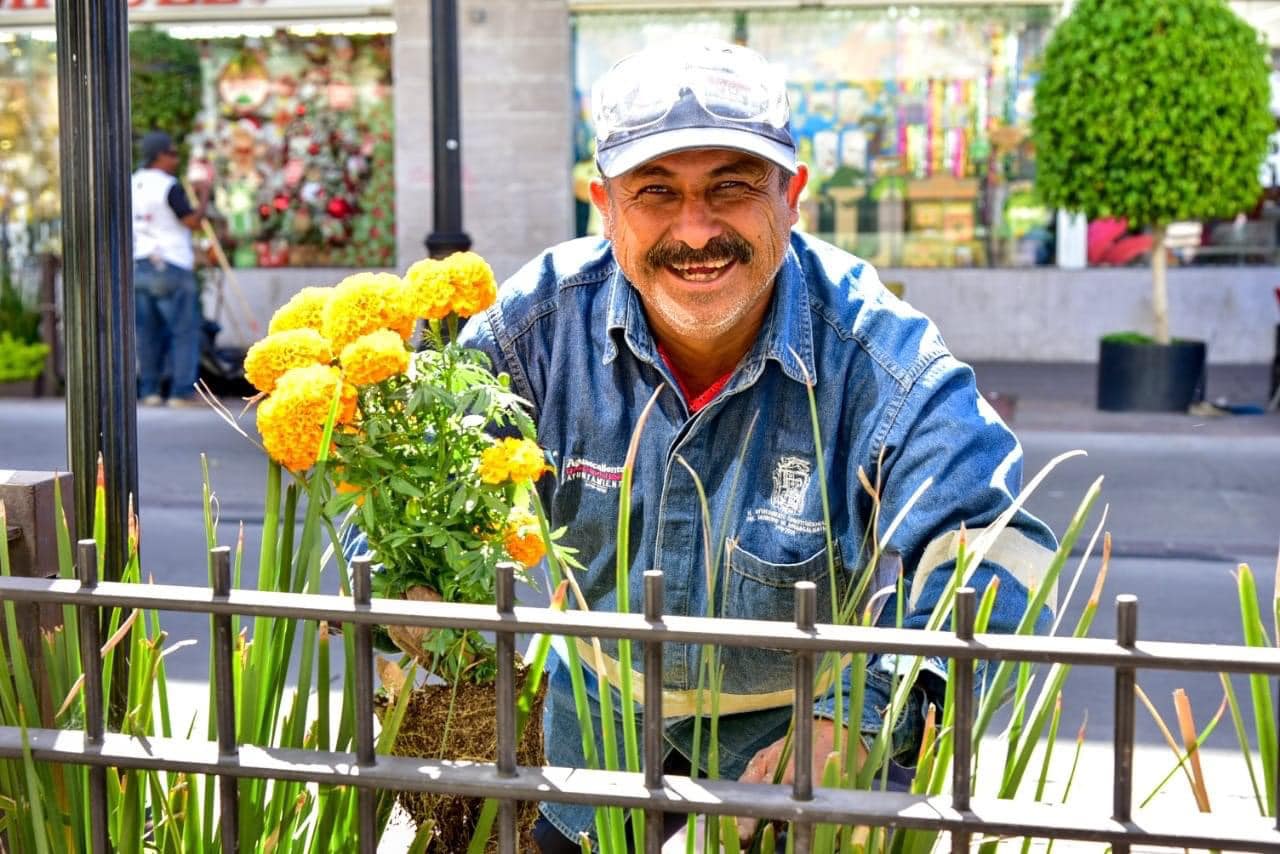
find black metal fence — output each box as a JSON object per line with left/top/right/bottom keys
{"left": 1, "top": 542, "right": 1278, "bottom": 853}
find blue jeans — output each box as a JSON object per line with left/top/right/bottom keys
{"left": 134, "top": 260, "right": 200, "bottom": 400}
{"left": 538, "top": 652, "right": 794, "bottom": 844}
{"left": 538, "top": 652, "right": 919, "bottom": 848}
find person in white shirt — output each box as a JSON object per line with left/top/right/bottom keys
{"left": 131, "top": 130, "right": 211, "bottom": 407}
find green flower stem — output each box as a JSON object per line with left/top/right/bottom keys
{"left": 796, "top": 357, "right": 843, "bottom": 753}
{"left": 970, "top": 475, "right": 1101, "bottom": 745}
{"left": 531, "top": 494, "right": 611, "bottom": 847}
{"left": 1237, "top": 563, "right": 1277, "bottom": 815}
{"left": 1219, "top": 672, "right": 1266, "bottom": 814}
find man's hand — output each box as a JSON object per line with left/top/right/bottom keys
{"left": 736, "top": 720, "right": 867, "bottom": 842}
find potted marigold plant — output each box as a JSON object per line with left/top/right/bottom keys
{"left": 241, "top": 251, "right": 557, "bottom": 850}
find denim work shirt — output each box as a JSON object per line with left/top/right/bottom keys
{"left": 456, "top": 231, "right": 1056, "bottom": 841}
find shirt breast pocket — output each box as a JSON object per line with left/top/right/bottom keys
{"left": 718, "top": 542, "right": 840, "bottom": 696}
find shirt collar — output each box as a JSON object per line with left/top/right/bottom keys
{"left": 748, "top": 241, "right": 817, "bottom": 387}
{"left": 603, "top": 261, "right": 654, "bottom": 365}
{"left": 601, "top": 240, "right": 817, "bottom": 387}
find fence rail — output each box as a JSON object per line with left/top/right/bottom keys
{"left": 0, "top": 542, "right": 1278, "bottom": 854}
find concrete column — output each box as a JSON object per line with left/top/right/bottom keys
{"left": 394, "top": 0, "right": 575, "bottom": 280}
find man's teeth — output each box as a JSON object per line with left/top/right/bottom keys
{"left": 669, "top": 259, "right": 731, "bottom": 281}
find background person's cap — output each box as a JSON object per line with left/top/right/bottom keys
{"left": 592, "top": 41, "right": 796, "bottom": 179}
{"left": 140, "top": 130, "right": 176, "bottom": 165}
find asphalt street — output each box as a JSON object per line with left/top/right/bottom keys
{"left": 1, "top": 374, "right": 1278, "bottom": 765}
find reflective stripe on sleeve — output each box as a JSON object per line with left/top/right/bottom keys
{"left": 573, "top": 638, "right": 846, "bottom": 718}
{"left": 907, "top": 527, "right": 1057, "bottom": 613}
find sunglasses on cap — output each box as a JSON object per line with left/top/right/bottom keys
{"left": 591, "top": 41, "right": 791, "bottom": 145}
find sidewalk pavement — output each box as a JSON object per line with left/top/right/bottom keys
{"left": 971, "top": 361, "right": 1280, "bottom": 436}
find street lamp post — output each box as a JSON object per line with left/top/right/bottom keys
{"left": 53, "top": 0, "right": 138, "bottom": 583}
{"left": 54, "top": 0, "right": 137, "bottom": 724}
{"left": 424, "top": 0, "right": 472, "bottom": 259}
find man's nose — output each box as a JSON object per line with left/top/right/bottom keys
{"left": 668, "top": 195, "right": 722, "bottom": 250}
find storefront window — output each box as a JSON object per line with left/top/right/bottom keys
{"left": 0, "top": 33, "right": 59, "bottom": 286}
{"left": 571, "top": 6, "right": 1056, "bottom": 269}
{"left": 751, "top": 6, "right": 1054, "bottom": 269}
{"left": 192, "top": 29, "right": 396, "bottom": 269}
{"left": 0, "top": 23, "right": 394, "bottom": 277}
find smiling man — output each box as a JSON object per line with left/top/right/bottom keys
{"left": 457, "top": 40, "right": 1057, "bottom": 851}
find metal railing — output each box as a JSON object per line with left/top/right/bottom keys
{"left": 1, "top": 541, "right": 1279, "bottom": 853}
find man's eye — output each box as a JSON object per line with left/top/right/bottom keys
{"left": 713, "top": 181, "right": 747, "bottom": 194}
{"left": 638, "top": 185, "right": 672, "bottom": 197}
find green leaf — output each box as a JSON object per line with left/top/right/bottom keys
{"left": 389, "top": 476, "right": 425, "bottom": 499}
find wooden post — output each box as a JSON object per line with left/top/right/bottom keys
{"left": 0, "top": 470, "right": 73, "bottom": 725}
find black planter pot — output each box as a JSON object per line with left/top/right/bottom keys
{"left": 1270, "top": 323, "right": 1279, "bottom": 403}
{"left": 1097, "top": 338, "right": 1207, "bottom": 412}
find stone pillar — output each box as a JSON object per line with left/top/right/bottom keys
{"left": 394, "top": 0, "right": 575, "bottom": 280}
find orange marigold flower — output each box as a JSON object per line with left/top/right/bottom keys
{"left": 338, "top": 380, "right": 359, "bottom": 426}
{"left": 443, "top": 251, "right": 497, "bottom": 317}
{"left": 478, "top": 437, "right": 549, "bottom": 485}
{"left": 505, "top": 438, "right": 550, "bottom": 482}
{"left": 243, "top": 329, "right": 334, "bottom": 394}
{"left": 256, "top": 364, "right": 350, "bottom": 472}
{"left": 340, "top": 329, "right": 410, "bottom": 386}
{"left": 268, "top": 287, "right": 334, "bottom": 335}
{"left": 322, "top": 272, "right": 415, "bottom": 351}
{"left": 403, "top": 257, "right": 454, "bottom": 321}
{"left": 503, "top": 509, "right": 545, "bottom": 567}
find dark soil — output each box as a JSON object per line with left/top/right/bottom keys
{"left": 385, "top": 664, "right": 546, "bottom": 852}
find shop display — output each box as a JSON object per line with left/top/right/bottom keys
{"left": 0, "top": 35, "right": 59, "bottom": 280}
{"left": 752, "top": 6, "right": 1055, "bottom": 268}
{"left": 191, "top": 31, "right": 396, "bottom": 269}
{"left": 573, "top": 6, "right": 1057, "bottom": 269}
{"left": 0, "top": 27, "right": 394, "bottom": 273}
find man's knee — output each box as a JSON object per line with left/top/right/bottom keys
{"left": 533, "top": 815, "right": 581, "bottom": 854}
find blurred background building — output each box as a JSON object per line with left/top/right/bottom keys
{"left": 0, "top": 0, "right": 1278, "bottom": 364}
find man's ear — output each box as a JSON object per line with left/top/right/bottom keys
{"left": 786, "top": 164, "right": 809, "bottom": 226}
{"left": 589, "top": 179, "right": 614, "bottom": 239}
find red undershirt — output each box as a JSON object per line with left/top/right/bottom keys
{"left": 656, "top": 342, "right": 734, "bottom": 413}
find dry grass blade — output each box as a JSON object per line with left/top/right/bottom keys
{"left": 915, "top": 702, "right": 937, "bottom": 768}
{"left": 1086, "top": 533, "right": 1111, "bottom": 609}
{"left": 55, "top": 674, "right": 85, "bottom": 720}
{"left": 1136, "top": 683, "right": 1197, "bottom": 790}
{"left": 195, "top": 379, "right": 253, "bottom": 434}
{"left": 1173, "top": 689, "right": 1211, "bottom": 812}
{"left": 377, "top": 657, "right": 407, "bottom": 697}
{"left": 159, "top": 639, "right": 198, "bottom": 660}
{"left": 857, "top": 466, "right": 877, "bottom": 501}
{"left": 557, "top": 566, "right": 616, "bottom": 698}
{"left": 100, "top": 608, "right": 140, "bottom": 657}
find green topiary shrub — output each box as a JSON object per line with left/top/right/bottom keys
{"left": 1032, "top": 0, "right": 1272, "bottom": 344}
{"left": 0, "top": 333, "right": 49, "bottom": 383}
{"left": 0, "top": 271, "right": 46, "bottom": 383}
{"left": 129, "top": 27, "right": 202, "bottom": 166}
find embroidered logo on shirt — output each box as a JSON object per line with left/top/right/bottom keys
{"left": 562, "top": 457, "right": 624, "bottom": 494}
{"left": 770, "top": 456, "right": 811, "bottom": 513}
{"left": 746, "top": 456, "right": 824, "bottom": 536}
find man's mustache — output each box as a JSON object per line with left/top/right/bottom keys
{"left": 646, "top": 233, "right": 753, "bottom": 270}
